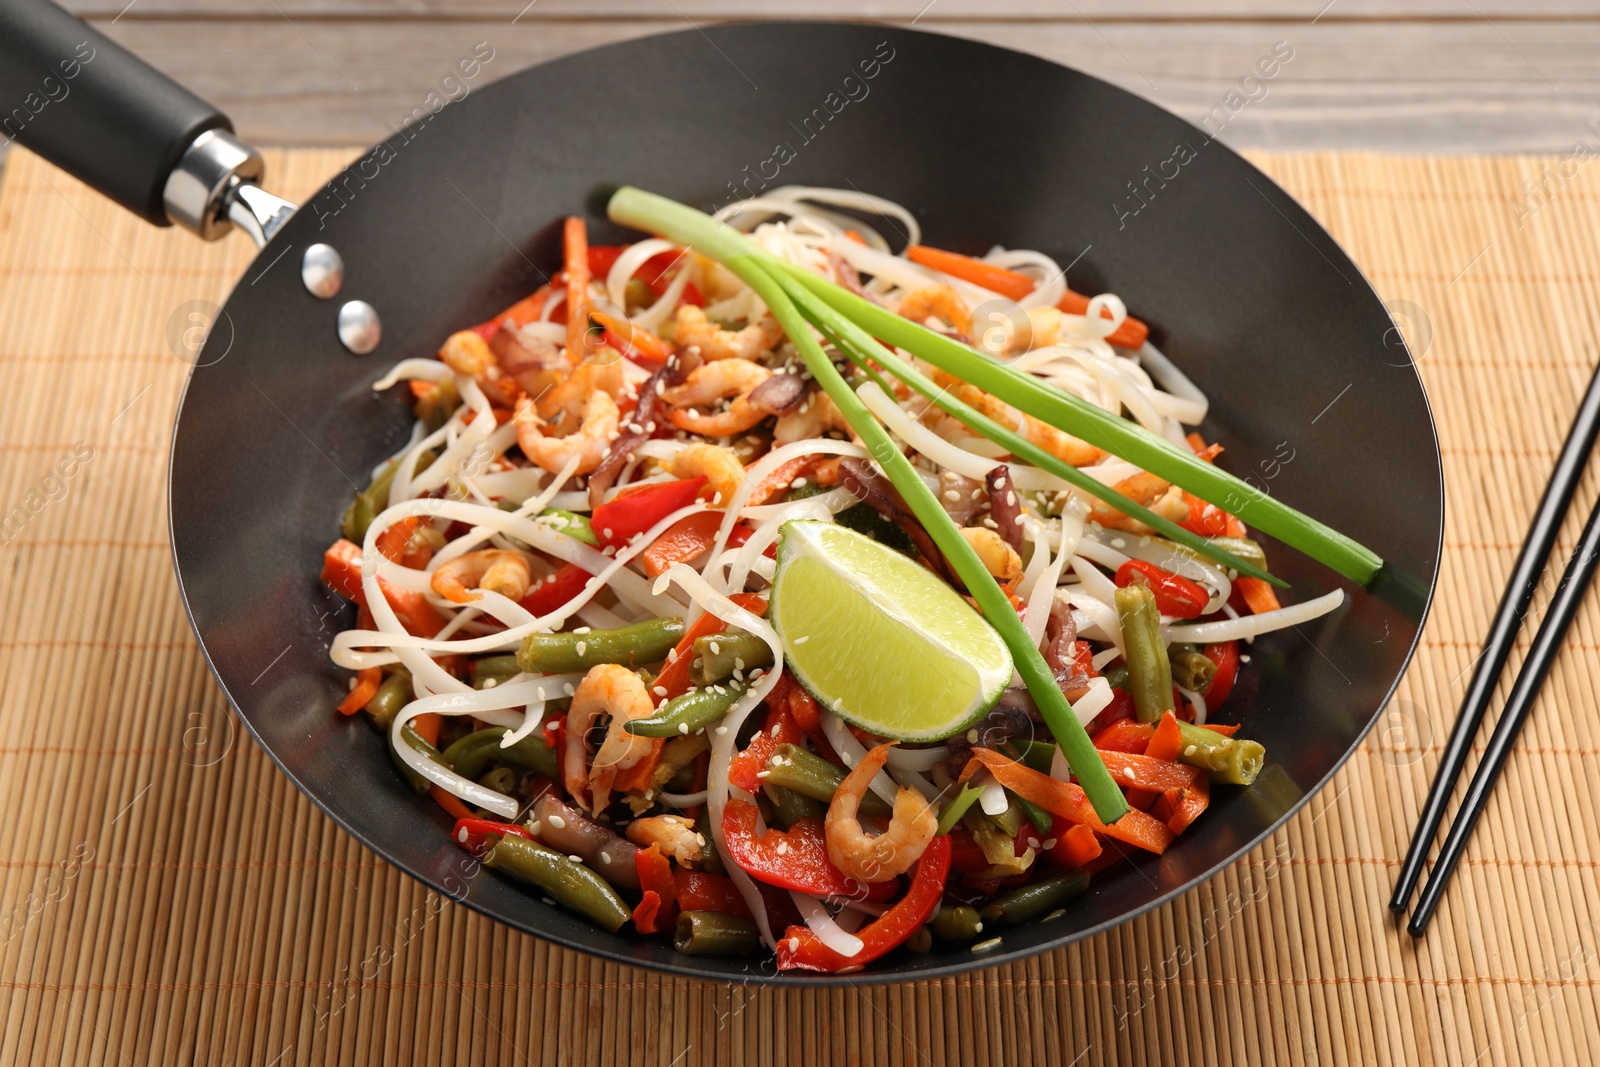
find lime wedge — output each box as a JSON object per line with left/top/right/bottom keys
{"left": 769, "top": 520, "right": 1013, "bottom": 742}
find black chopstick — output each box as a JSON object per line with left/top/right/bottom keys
{"left": 1390, "top": 360, "right": 1600, "bottom": 929}
{"left": 1406, "top": 489, "right": 1600, "bottom": 935}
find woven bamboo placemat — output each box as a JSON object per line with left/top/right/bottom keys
{"left": 1, "top": 145, "right": 1598, "bottom": 1066}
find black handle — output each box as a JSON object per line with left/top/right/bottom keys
{"left": 0, "top": 0, "right": 231, "bottom": 226}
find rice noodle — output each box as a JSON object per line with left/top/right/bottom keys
{"left": 790, "top": 891, "right": 865, "bottom": 959}
{"left": 859, "top": 382, "right": 1067, "bottom": 493}
{"left": 1165, "top": 589, "right": 1346, "bottom": 643}
{"left": 820, "top": 712, "right": 899, "bottom": 806}
{"left": 883, "top": 745, "right": 952, "bottom": 773}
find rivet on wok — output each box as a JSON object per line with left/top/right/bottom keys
{"left": 301, "top": 243, "right": 345, "bottom": 299}
{"left": 337, "top": 300, "right": 381, "bottom": 355}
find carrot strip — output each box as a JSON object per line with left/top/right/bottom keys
{"left": 338, "top": 667, "right": 381, "bottom": 716}
{"left": 411, "top": 712, "right": 441, "bottom": 747}
{"left": 1163, "top": 778, "right": 1210, "bottom": 834}
{"left": 745, "top": 455, "right": 822, "bottom": 507}
{"left": 1199, "top": 723, "right": 1241, "bottom": 737}
{"left": 430, "top": 784, "right": 474, "bottom": 820}
{"left": 375, "top": 516, "right": 423, "bottom": 563}
{"left": 1097, "top": 750, "right": 1207, "bottom": 794}
{"left": 960, "top": 749, "right": 1174, "bottom": 854}
{"left": 564, "top": 216, "right": 590, "bottom": 360}
{"left": 907, "top": 243, "right": 1150, "bottom": 348}
{"left": 592, "top": 309, "right": 673, "bottom": 365}
{"left": 1144, "top": 710, "right": 1184, "bottom": 763}
{"left": 1057, "top": 823, "right": 1103, "bottom": 868}
{"left": 1236, "top": 576, "right": 1282, "bottom": 615}
{"left": 1092, "top": 720, "right": 1154, "bottom": 754}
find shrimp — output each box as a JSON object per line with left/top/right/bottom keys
{"left": 665, "top": 442, "right": 746, "bottom": 507}
{"left": 625, "top": 814, "right": 706, "bottom": 867}
{"left": 514, "top": 390, "right": 619, "bottom": 475}
{"left": 538, "top": 352, "right": 627, "bottom": 437}
{"left": 429, "top": 548, "right": 534, "bottom": 604}
{"left": 773, "top": 391, "right": 850, "bottom": 444}
{"left": 898, "top": 285, "right": 971, "bottom": 337}
{"left": 662, "top": 360, "right": 774, "bottom": 436}
{"left": 1089, "top": 473, "right": 1189, "bottom": 532}
{"left": 563, "top": 664, "right": 657, "bottom": 814}
{"left": 960, "top": 527, "right": 1023, "bottom": 584}
{"left": 439, "top": 330, "right": 520, "bottom": 406}
{"left": 825, "top": 742, "right": 937, "bottom": 883}
{"left": 930, "top": 369, "right": 1103, "bottom": 467}
{"left": 674, "top": 304, "right": 784, "bottom": 362}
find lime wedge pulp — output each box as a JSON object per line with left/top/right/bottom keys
{"left": 769, "top": 520, "right": 1013, "bottom": 742}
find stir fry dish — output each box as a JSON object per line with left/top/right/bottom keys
{"left": 320, "top": 186, "right": 1379, "bottom": 972}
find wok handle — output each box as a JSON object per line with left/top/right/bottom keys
{"left": 0, "top": 0, "right": 285, "bottom": 241}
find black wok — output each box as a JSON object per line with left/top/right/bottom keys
{"left": 1, "top": 3, "right": 1442, "bottom": 984}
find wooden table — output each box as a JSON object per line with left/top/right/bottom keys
{"left": 46, "top": 1, "right": 1600, "bottom": 154}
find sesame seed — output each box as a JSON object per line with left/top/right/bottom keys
{"left": 756, "top": 770, "right": 771, "bottom": 779}
{"left": 792, "top": 477, "right": 808, "bottom": 488}
{"left": 793, "top": 635, "right": 810, "bottom": 645}
{"left": 994, "top": 476, "right": 1007, "bottom": 489}
{"left": 974, "top": 922, "right": 985, "bottom": 934}
{"left": 654, "top": 686, "right": 668, "bottom": 697}
{"left": 1042, "top": 838, "right": 1057, "bottom": 850}
{"left": 1183, "top": 745, "right": 1198, "bottom": 757}
{"left": 695, "top": 833, "right": 706, "bottom": 846}
{"left": 970, "top": 488, "right": 982, "bottom": 500}
{"left": 483, "top": 678, "right": 498, "bottom": 689}
{"left": 709, "top": 641, "right": 721, "bottom": 655}
{"left": 715, "top": 726, "right": 728, "bottom": 736}
{"left": 770, "top": 723, "right": 782, "bottom": 737}
{"left": 1013, "top": 514, "right": 1025, "bottom": 524}
{"left": 575, "top": 641, "right": 588, "bottom": 657}
{"left": 563, "top": 683, "right": 575, "bottom": 696}
{"left": 574, "top": 626, "right": 592, "bottom": 635}
{"left": 943, "top": 489, "right": 961, "bottom": 502}
{"left": 568, "top": 854, "right": 583, "bottom": 863}
{"left": 1027, "top": 838, "right": 1040, "bottom": 849}
{"left": 1043, "top": 908, "right": 1066, "bottom": 922}
{"left": 678, "top": 722, "right": 690, "bottom": 735}
{"left": 457, "top": 828, "right": 469, "bottom": 843}
{"left": 599, "top": 850, "right": 610, "bottom": 863}
{"left": 734, "top": 657, "right": 745, "bottom": 670}
{"left": 1111, "top": 538, "right": 1126, "bottom": 548}
{"left": 547, "top": 815, "right": 566, "bottom": 829}
{"left": 776, "top": 841, "right": 789, "bottom": 855}
{"left": 528, "top": 821, "right": 541, "bottom": 835}
{"left": 602, "top": 528, "right": 613, "bottom": 539}
{"left": 1124, "top": 768, "right": 1138, "bottom": 782}
{"left": 966, "top": 728, "right": 979, "bottom": 743}
{"left": 1005, "top": 491, "right": 1016, "bottom": 507}
{"left": 788, "top": 937, "right": 801, "bottom": 951}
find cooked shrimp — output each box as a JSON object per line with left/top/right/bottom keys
{"left": 773, "top": 391, "right": 850, "bottom": 444}
{"left": 440, "top": 330, "right": 520, "bottom": 406}
{"left": 663, "top": 360, "right": 773, "bottom": 436}
{"left": 563, "top": 664, "right": 657, "bottom": 814}
{"left": 514, "top": 390, "right": 619, "bottom": 475}
{"left": 825, "top": 742, "right": 937, "bottom": 883}
{"left": 931, "top": 370, "right": 1103, "bottom": 467}
{"left": 665, "top": 442, "right": 746, "bottom": 507}
{"left": 1090, "top": 473, "right": 1189, "bottom": 532}
{"left": 538, "top": 352, "right": 627, "bottom": 436}
{"left": 898, "top": 284, "right": 971, "bottom": 337}
{"left": 625, "top": 814, "right": 706, "bottom": 867}
{"left": 960, "top": 527, "right": 1023, "bottom": 584}
{"left": 674, "top": 304, "right": 784, "bottom": 362}
{"left": 430, "top": 549, "right": 534, "bottom": 604}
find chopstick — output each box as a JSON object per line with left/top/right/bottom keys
{"left": 1390, "top": 361, "right": 1600, "bottom": 933}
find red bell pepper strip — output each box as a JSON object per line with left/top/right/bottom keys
{"left": 1114, "top": 560, "right": 1209, "bottom": 620}
{"left": 587, "top": 244, "right": 626, "bottom": 279}
{"left": 322, "top": 538, "right": 366, "bottom": 601}
{"left": 1143, "top": 710, "right": 1185, "bottom": 763}
{"left": 721, "top": 800, "right": 897, "bottom": 901}
{"left": 322, "top": 538, "right": 446, "bottom": 637}
{"left": 632, "top": 843, "right": 678, "bottom": 935}
{"left": 1157, "top": 778, "right": 1210, "bottom": 834}
{"left": 338, "top": 667, "right": 382, "bottom": 716}
{"left": 451, "top": 817, "right": 534, "bottom": 857}
{"left": 1055, "top": 823, "right": 1103, "bottom": 869}
{"left": 1096, "top": 750, "right": 1207, "bottom": 794}
{"left": 1202, "top": 640, "right": 1240, "bottom": 708}
{"left": 727, "top": 703, "right": 804, "bottom": 794}
{"left": 1092, "top": 719, "right": 1154, "bottom": 754}
{"left": 651, "top": 591, "right": 767, "bottom": 701}
{"left": 1234, "top": 576, "right": 1282, "bottom": 616}
{"left": 1085, "top": 688, "right": 1135, "bottom": 736}
{"left": 1201, "top": 722, "right": 1241, "bottom": 738}
{"left": 745, "top": 455, "right": 823, "bottom": 508}
{"left": 640, "top": 512, "right": 754, "bottom": 578}
{"left": 591, "top": 308, "right": 674, "bottom": 366}
{"left": 672, "top": 870, "right": 753, "bottom": 918}
{"left": 590, "top": 475, "right": 707, "bottom": 551}
{"left": 1179, "top": 493, "right": 1236, "bottom": 538}
{"left": 775, "top": 835, "right": 952, "bottom": 972}
{"left": 960, "top": 749, "right": 1175, "bottom": 855}
{"left": 518, "top": 563, "right": 594, "bottom": 618}
{"left": 946, "top": 829, "right": 992, "bottom": 874}
{"left": 469, "top": 284, "right": 555, "bottom": 338}
{"left": 1071, "top": 638, "right": 1099, "bottom": 679}
{"left": 563, "top": 216, "right": 590, "bottom": 360}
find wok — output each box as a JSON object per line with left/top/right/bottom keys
{"left": 0, "top": 2, "right": 1442, "bottom": 983}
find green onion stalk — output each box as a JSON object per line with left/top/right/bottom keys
{"left": 607, "top": 186, "right": 1132, "bottom": 823}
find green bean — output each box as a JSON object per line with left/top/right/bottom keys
{"left": 339, "top": 460, "right": 399, "bottom": 543}
{"left": 652, "top": 734, "right": 710, "bottom": 795}
{"left": 905, "top": 925, "right": 934, "bottom": 954}
{"left": 1161, "top": 534, "right": 1268, "bottom": 573}
{"left": 665, "top": 761, "right": 696, "bottom": 794}
{"left": 471, "top": 654, "right": 523, "bottom": 689}
{"left": 626, "top": 681, "right": 745, "bottom": 738}
{"left": 763, "top": 784, "right": 826, "bottom": 828}
{"left": 391, "top": 721, "right": 443, "bottom": 794}
{"left": 931, "top": 905, "right": 984, "bottom": 943}
{"left": 479, "top": 765, "right": 518, "bottom": 796}
{"left": 761, "top": 743, "right": 892, "bottom": 818}
{"left": 1115, "top": 584, "right": 1173, "bottom": 724}
{"left": 1008, "top": 791, "right": 1055, "bottom": 839}
{"left": 1175, "top": 721, "right": 1266, "bottom": 786}
{"left": 363, "top": 673, "right": 412, "bottom": 731}
{"left": 415, "top": 376, "right": 460, "bottom": 432}
{"left": 1101, "top": 663, "right": 1131, "bottom": 692}
{"left": 442, "top": 727, "right": 559, "bottom": 781}
{"left": 483, "top": 836, "right": 632, "bottom": 933}
{"left": 989, "top": 799, "right": 1023, "bottom": 838}
{"left": 979, "top": 871, "right": 1090, "bottom": 926}
{"left": 540, "top": 509, "right": 597, "bottom": 545}
{"left": 689, "top": 631, "right": 774, "bottom": 686}
{"left": 673, "top": 910, "right": 760, "bottom": 957}
{"left": 518, "top": 618, "right": 684, "bottom": 675}
{"left": 934, "top": 784, "right": 983, "bottom": 836}
{"left": 1011, "top": 739, "right": 1057, "bottom": 776}
{"left": 1169, "top": 644, "right": 1218, "bottom": 693}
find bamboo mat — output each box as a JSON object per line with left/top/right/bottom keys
{"left": 1, "top": 146, "right": 1598, "bottom": 1067}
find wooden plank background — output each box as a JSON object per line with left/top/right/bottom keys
{"left": 25, "top": 1, "right": 1600, "bottom": 154}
